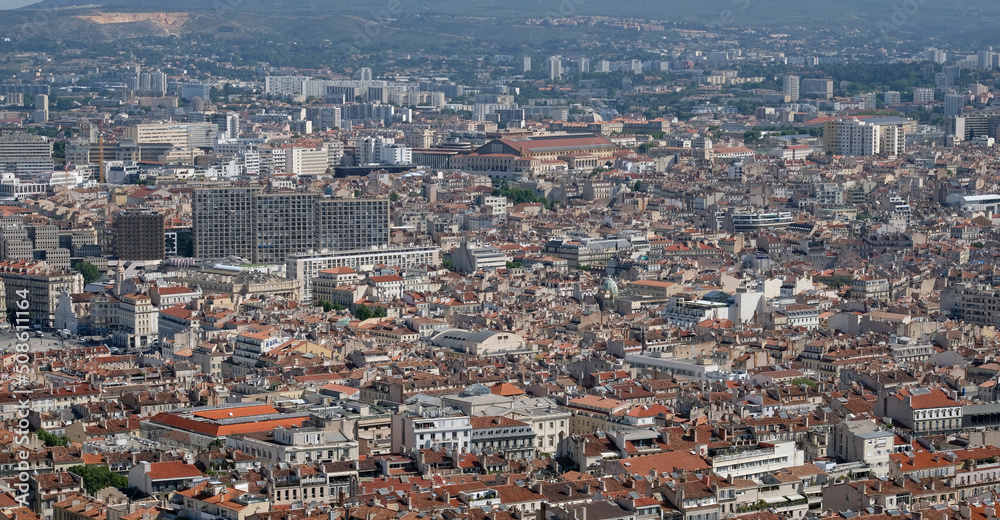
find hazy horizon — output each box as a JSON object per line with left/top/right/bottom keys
{"left": 0, "top": 0, "right": 41, "bottom": 8}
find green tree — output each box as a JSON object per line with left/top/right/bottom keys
{"left": 790, "top": 377, "right": 818, "bottom": 389}
{"left": 355, "top": 304, "right": 373, "bottom": 321}
{"left": 743, "top": 129, "right": 762, "bottom": 145}
{"left": 317, "top": 299, "right": 335, "bottom": 312}
{"left": 74, "top": 261, "right": 100, "bottom": 285}
{"left": 389, "top": 191, "right": 400, "bottom": 202}
{"left": 373, "top": 306, "right": 387, "bottom": 318}
{"left": 506, "top": 261, "right": 523, "bottom": 269}
{"left": 442, "top": 258, "right": 455, "bottom": 270}
{"left": 37, "top": 430, "right": 69, "bottom": 447}
{"left": 68, "top": 465, "right": 129, "bottom": 494}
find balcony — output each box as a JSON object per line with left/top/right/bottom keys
{"left": 713, "top": 446, "right": 775, "bottom": 462}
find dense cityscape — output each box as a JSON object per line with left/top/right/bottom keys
{"left": 4, "top": 3, "right": 1000, "bottom": 520}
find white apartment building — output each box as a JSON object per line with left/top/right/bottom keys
{"left": 711, "top": 440, "right": 805, "bottom": 480}
{"left": 285, "top": 145, "right": 329, "bottom": 175}
{"left": 0, "top": 134, "right": 54, "bottom": 174}
{"left": 390, "top": 410, "right": 472, "bottom": 453}
{"left": 822, "top": 118, "right": 905, "bottom": 156}
{"left": 287, "top": 246, "right": 439, "bottom": 302}
{"left": 231, "top": 332, "right": 285, "bottom": 375}
{"left": 227, "top": 425, "right": 359, "bottom": 465}
{"left": 125, "top": 122, "right": 219, "bottom": 148}
{"left": 112, "top": 293, "right": 160, "bottom": 351}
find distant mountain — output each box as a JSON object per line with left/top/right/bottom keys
{"left": 6, "top": 0, "right": 1000, "bottom": 51}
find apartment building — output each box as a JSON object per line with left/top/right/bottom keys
{"left": 112, "top": 293, "right": 160, "bottom": 350}
{"left": 194, "top": 187, "right": 390, "bottom": 264}
{"left": 822, "top": 118, "right": 906, "bottom": 156}
{"left": 114, "top": 211, "right": 165, "bottom": 260}
{"left": 315, "top": 197, "right": 390, "bottom": 252}
{"left": 0, "top": 260, "right": 83, "bottom": 328}
{"left": 124, "top": 122, "right": 219, "bottom": 148}
{"left": 227, "top": 425, "right": 359, "bottom": 465}
{"left": 255, "top": 192, "right": 319, "bottom": 264}
{"left": 288, "top": 246, "right": 438, "bottom": 303}
{"left": 390, "top": 410, "right": 472, "bottom": 454}
{"left": 193, "top": 186, "right": 261, "bottom": 260}
{"left": 0, "top": 134, "right": 54, "bottom": 174}
{"left": 883, "top": 388, "right": 963, "bottom": 435}
{"left": 711, "top": 440, "right": 804, "bottom": 480}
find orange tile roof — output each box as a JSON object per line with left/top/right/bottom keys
{"left": 193, "top": 405, "right": 279, "bottom": 420}
{"left": 148, "top": 461, "right": 203, "bottom": 481}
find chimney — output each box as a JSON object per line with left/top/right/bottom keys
{"left": 580, "top": 508, "right": 587, "bottom": 520}
{"left": 961, "top": 506, "right": 972, "bottom": 519}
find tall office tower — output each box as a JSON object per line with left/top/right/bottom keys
{"left": 254, "top": 192, "right": 318, "bottom": 264}
{"left": 316, "top": 198, "right": 390, "bottom": 252}
{"left": 150, "top": 71, "right": 167, "bottom": 96}
{"left": 209, "top": 112, "right": 240, "bottom": 140}
{"left": 945, "top": 93, "right": 966, "bottom": 117}
{"left": 801, "top": 78, "right": 833, "bottom": 99}
{"left": 549, "top": 56, "right": 562, "bottom": 80}
{"left": 114, "top": 211, "right": 166, "bottom": 261}
{"left": 782, "top": 74, "right": 800, "bottom": 102}
{"left": 857, "top": 92, "right": 877, "bottom": 110}
{"left": 884, "top": 91, "right": 902, "bottom": 105}
{"left": 193, "top": 186, "right": 262, "bottom": 261}
{"left": 578, "top": 57, "right": 590, "bottom": 73}
{"left": 913, "top": 87, "right": 935, "bottom": 103}
{"left": 596, "top": 60, "right": 611, "bottom": 73}
{"left": 925, "top": 47, "right": 946, "bottom": 64}
{"left": 139, "top": 73, "right": 152, "bottom": 91}
{"left": 358, "top": 67, "right": 373, "bottom": 81}
{"left": 0, "top": 134, "right": 54, "bottom": 174}
{"left": 33, "top": 94, "right": 48, "bottom": 123}
{"left": 936, "top": 73, "right": 953, "bottom": 90}
{"left": 180, "top": 83, "right": 211, "bottom": 101}
{"left": 979, "top": 50, "right": 996, "bottom": 70}
{"left": 522, "top": 56, "right": 532, "bottom": 73}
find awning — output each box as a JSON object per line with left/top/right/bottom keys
{"left": 764, "top": 496, "right": 786, "bottom": 504}
{"left": 785, "top": 494, "right": 806, "bottom": 501}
